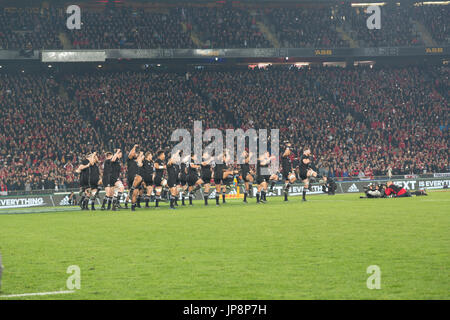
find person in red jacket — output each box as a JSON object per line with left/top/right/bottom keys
{"left": 384, "top": 181, "right": 411, "bottom": 197}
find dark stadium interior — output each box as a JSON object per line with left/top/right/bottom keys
{"left": 0, "top": 0, "right": 449, "bottom": 193}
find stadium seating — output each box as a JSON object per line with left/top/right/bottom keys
{"left": 1, "top": 4, "right": 448, "bottom": 50}
{"left": 267, "top": 7, "right": 348, "bottom": 48}
{"left": 0, "top": 65, "right": 448, "bottom": 191}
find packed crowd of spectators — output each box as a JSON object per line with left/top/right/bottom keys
{"left": 186, "top": 7, "right": 270, "bottom": 48}
{"left": 267, "top": 7, "right": 349, "bottom": 48}
{"left": 344, "top": 5, "right": 422, "bottom": 47}
{"left": 0, "top": 8, "right": 63, "bottom": 50}
{"left": 0, "top": 65, "right": 448, "bottom": 191}
{"left": 67, "top": 7, "right": 194, "bottom": 49}
{"left": 192, "top": 66, "right": 448, "bottom": 178}
{"left": 0, "top": 73, "right": 102, "bottom": 191}
{"left": 412, "top": 5, "right": 449, "bottom": 45}
{"left": 1, "top": 4, "right": 449, "bottom": 50}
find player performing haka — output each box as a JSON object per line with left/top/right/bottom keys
{"left": 213, "top": 152, "right": 238, "bottom": 206}
{"left": 281, "top": 143, "right": 297, "bottom": 201}
{"left": 125, "top": 145, "right": 139, "bottom": 209}
{"left": 154, "top": 150, "right": 167, "bottom": 208}
{"left": 88, "top": 152, "right": 101, "bottom": 210}
{"left": 167, "top": 151, "right": 181, "bottom": 209}
{"left": 200, "top": 152, "right": 213, "bottom": 206}
{"left": 240, "top": 150, "right": 254, "bottom": 203}
{"left": 131, "top": 151, "right": 154, "bottom": 211}
{"left": 186, "top": 154, "right": 204, "bottom": 206}
{"left": 76, "top": 153, "right": 91, "bottom": 210}
{"left": 179, "top": 152, "right": 190, "bottom": 206}
{"left": 299, "top": 147, "right": 324, "bottom": 202}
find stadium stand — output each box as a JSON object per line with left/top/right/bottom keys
{"left": 0, "top": 4, "right": 449, "bottom": 50}
{"left": 267, "top": 7, "right": 349, "bottom": 48}
{"left": 411, "top": 4, "right": 450, "bottom": 45}
{"left": 0, "top": 65, "right": 448, "bottom": 191}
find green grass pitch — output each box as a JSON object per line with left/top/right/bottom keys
{"left": 0, "top": 191, "right": 448, "bottom": 300}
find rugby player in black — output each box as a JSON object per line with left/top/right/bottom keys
{"left": 76, "top": 153, "right": 92, "bottom": 210}
{"left": 125, "top": 145, "right": 139, "bottom": 209}
{"left": 299, "top": 147, "right": 320, "bottom": 202}
{"left": 223, "top": 152, "right": 239, "bottom": 203}
{"left": 101, "top": 151, "right": 113, "bottom": 210}
{"left": 266, "top": 152, "right": 279, "bottom": 195}
{"left": 281, "top": 144, "right": 297, "bottom": 201}
{"left": 179, "top": 153, "right": 190, "bottom": 205}
{"left": 200, "top": 152, "right": 213, "bottom": 205}
{"left": 186, "top": 154, "right": 204, "bottom": 206}
{"left": 88, "top": 152, "right": 101, "bottom": 210}
{"left": 240, "top": 150, "right": 254, "bottom": 203}
{"left": 167, "top": 151, "right": 181, "bottom": 209}
{"left": 255, "top": 152, "right": 270, "bottom": 203}
{"left": 213, "top": 152, "right": 237, "bottom": 205}
{"left": 154, "top": 150, "right": 167, "bottom": 208}
{"left": 213, "top": 154, "right": 224, "bottom": 205}
{"left": 131, "top": 151, "right": 154, "bottom": 211}
{"left": 110, "top": 149, "right": 124, "bottom": 211}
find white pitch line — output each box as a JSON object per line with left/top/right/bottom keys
{"left": 0, "top": 290, "right": 75, "bottom": 298}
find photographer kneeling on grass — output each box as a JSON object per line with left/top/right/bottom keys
{"left": 362, "top": 183, "right": 385, "bottom": 198}
{"left": 321, "top": 177, "right": 337, "bottom": 195}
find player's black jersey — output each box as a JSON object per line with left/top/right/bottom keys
{"left": 292, "top": 158, "right": 300, "bottom": 170}
{"left": 201, "top": 163, "right": 212, "bottom": 175}
{"left": 111, "top": 159, "right": 121, "bottom": 179}
{"left": 299, "top": 154, "right": 312, "bottom": 172}
{"left": 89, "top": 163, "right": 100, "bottom": 182}
{"left": 103, "top": 159, "right": 112, "bottom": 176}
{"left": 241, "top": 162, "right": 250, "bottom": 176}
{"left": 154, "top": 159, "right": 165, "bottom": 179}
{"left": 257, "top": 159, "right": 269, "bottom": 177}
{"left": 180, "top": 162, "right": 187, "bottom": 177}
{"left": 282, "top": 152, "right": 291, "bottom": 172}
{"left": 139, "top": 159, "right": 153, "bottom": 177}
{"left": 80, "top": 159, "right": 90, "bottom": 181}
{"left": 188, "top": 163, "right": 198, "bottom": 176}
{"left": 214, "top": 162, "right": 224, "bottom": 179}
{"left": 167, "top": 161, "right": 178, "bottom": 179}
{"left": 127, "top": 157, "right": 138, "bottom": 178}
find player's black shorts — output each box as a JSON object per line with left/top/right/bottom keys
{"left": 282, "top": 170, "right": 291, "bottom": 181}
{"left": 223, "top": 177, "right": 234, "bottom": 186}
{"left": 80, "top": 177, "right": 89, "bottom": 189}
{"left": 127, "top": 175, "right": 135, "bottom": 189}
{"left": 242, "top": 171, "right": 252, "bottom": 182}
{"left": 214, "top": 177, "right": 223, "bottom": 185}
{"left": 140, "top": 174, "right": 153, "bottom": 186}
{"left": 167, "top": 176, "right": 178, "bottom": 188}
{"left": 256, "top": 175, "right": 270, "bottom": 184}
{"left": 187, "top": 174, "right": 198, "bottom": 187}
{"left": 154, "top": 176, "right": 164, "bottom": 187}
{"left": 179, "top": 174, "right": 187, "bottom": 186}
{"left": 201, "top": 173, "right": 212, "bottom": 183}
{"left": 89, "top": 181, "right": 99, "bottom": 189}
{"left": 109, "top": 175, "right": 119, "bottom": 186}
{"left": 299, "top": 169, "right": 308, "bottom": 181}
